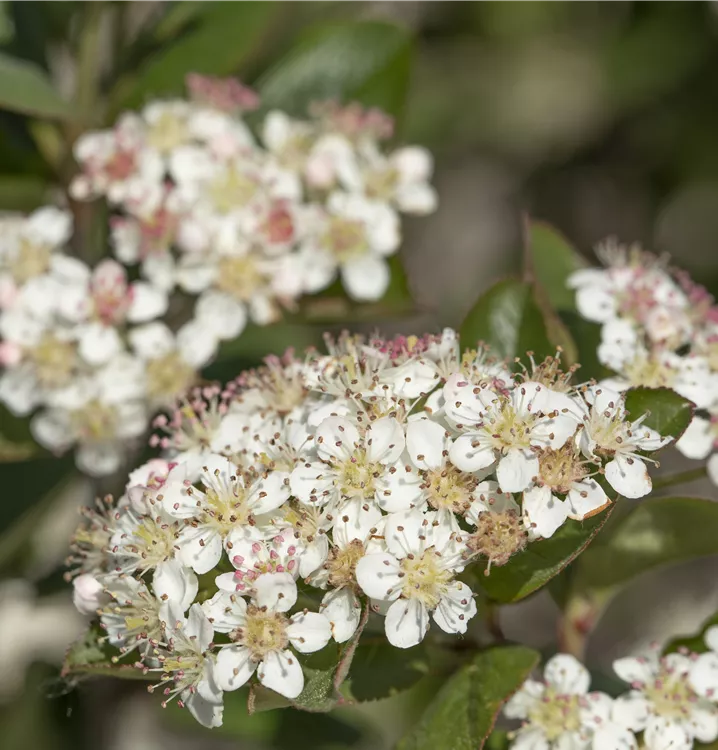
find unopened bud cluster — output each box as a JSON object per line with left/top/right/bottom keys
{"left": 0, "top": 74, "right": 436, "bottom": 475}
{"left": 67, "top": 330, "right": 670, "bottom": 727}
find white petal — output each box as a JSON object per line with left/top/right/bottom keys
{"left": 449, "top": 434, "right": 496, "bottom": 473}
{"left": 613, "top": 656, "right": 656, "bottom": 685}
{"left": 523, "top": 486, "right": 569, "bottom": 539}
{"left": 129, "top": 321, "right": 174, "bottom": 358}
{"left": 316, "top": 416, "right": 359, "bottom": 461}
{"left": 544, "top": 654, "right": 591, "bottom": 695}
{"left": 287, "top": 611, "right": 332, "bottom": 653}
{"left": 153, "top": 559, "right": 198, "bottom": 611}
{"left": 432, "top": 581, "right": 477, "bottom": 634}
{"left": 184, "top": 690, "right": 224, "bottom": 729}
{"left": 214, "top": 645, "right": 256, "bottom": 691}
{"left": 320, "top": 588, "right": 361, "bottom": 643}
{"left": 604, "top": 455, "right": 652, "bottom": 499}
{"left": 706, "top": 625, "right": 718, "bottom": 652}
{"left": 258, "top": 649, "right": 304, "bottom": 699}
{"left": 340, "top": 254, "right": 389, "bottom": 301}
{"left": 201, "top": 590, "right": 246, "bottom": 633}
{"left": 690, "top": 706, "right": 718, "bottom": 743}
{"left": 248, "top": 471, "right": 291, "bottom": 515}
{"left": 675, "top": 417, "right": 714, "bottom": 460}
{"left": 496, "top": 449, "right": 539, "bottom": 493}
{"left": 127, "top": 281, "right": 168, "bottom": 322}
{"left": 690, "top": 652, "right": 718, "bottom": 699}
{"left": 195, "top": 290, "right": 247, "bottom": 340}
{"left": 333, "top": 497, "right": 382, "bottom": 548}
{"left": 184, "top": 603, "right": 214, "bottom": 652}
{"left": 79, "top": 323, "right": 122, "bottom": 365}
{"left": 406, "top": 419, "right": 446, "bottom": 470}
{"left": 591, "top": 723, "right": 637, "bottom": 750}
{"left": 298, "top": 536, "right": 329, "bottom": 578}
{"left": 177, "top": 526, "right": 224, "bottom": 574}
{"left": 503, "top": 680, "right": 544, "bottom": 719}
{"left": 611, "top": 692, "right": 650, "bottom": 731}
{"left": 251, "top": 572, "right": 297, "bottom": 613}
{"left": 385, "top": 598, "right": 429, "bottom": 648}
{"left": 644, "top": 717, "right": 692, "bottom": 750}
{"left": 355, "top": 552, "right": 402, "bottom": 601}
{"left": 377, "top": 463, "right": 424, "bottom": 513}
{"left": 512, "top": 729, "right": 550, "bottom": 750}
{"left": 366, "top": 416, "right": 405, "bottom": 464}
{"left": 290, "top": 461, "right": 335, "bottom": 506}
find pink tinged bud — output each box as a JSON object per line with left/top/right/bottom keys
{"left": 287, "top": 559, "right": 296, "bottom": 571}
{"left": 287, "top": 546, "right": 296, "bottom": 556}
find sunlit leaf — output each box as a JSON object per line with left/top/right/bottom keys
{"left": 624, "top": 387, "right": 695, "bottom": 442}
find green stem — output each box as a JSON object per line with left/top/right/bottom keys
{"left": 652, "top": 466, "right": 708, "bottom": 491}
{"left": 75, "top": 2, "right": 105, "bottom": 124}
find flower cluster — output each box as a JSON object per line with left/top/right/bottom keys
{"left": 0, "top": 75, "right": 436, "bottom": 475}
{"left": 505, "top": 636, "right": 718, "bottom": 750}
{"left": 568, "top": 240, "right": 718, "bottom": 482}
{"left": 66, "top": 330, "right": 669, "bottom": 727}
{"left": 72, "top": 74, "right": 436, "bottom": 316}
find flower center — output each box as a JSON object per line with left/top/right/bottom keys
{"left": 71, "top": 399, "right": 120, "bottom": 441}
{"left": 623, "top": 352, "right": 676, "bottom": 389}
{"left": 537, "top": 444, "right": 587, "bottom": 494}
{"left": 232, "top": 605, "right": 289, "bottom": 661}
{"left": 278, "top": 502, "right": 322, "bottom": 544}
{"left": 210, "top": 168, "right": 259, "bottom": 213}
{"left": 29, "top": 333, "right": 78, "bottom": 389}
{"left": 527, "top": 688, "right": 582, "bottom": 741}
{"left": 336, "top": 451, "right": 380, "bottom": 500}
{"left": 326, "top": 539, "right": 365, "bottom": 589}
{"left": 106, "top": 149, "right": 137, "bottom": 181}
{"left": 199, "top": 481, "right": 251, "bottom": 535}
{"left": 400, "top": 548, "right": 453, "bottom": 609}
{"left": 146, "top": 351, "right": 197, "bottom": 402}
{"left": 321, "top": 217, "right": 369, "bottom": 262}
{"left": 644, "top": 666, "right": 697, "bottom": 720}
{"left": 119, "top": 515, "right": 179, "bottom": 573}
{"left": 424, "top": 464, "right": 477, "bottom": 513}
{"left": 467, "top": 510, "right": 527, "bottom": 568}
{"left": 147, "top": 112, "right": 188, "bottom": 153}
{"left": 365, "top": 166, "right": 399, "bottom": 201}
{"left": 10, "top": 239, "right": 52, "bottom": 283}
{"left": 102, "top": 589, "right": 167, "bottom": 655}
{"left": 262, "top": 204, "right": 295, "bottom": 245}
{"left": 216, "top": 254, "right": 266, "bottom": 302}
{"left": 486, "top": 401, "right": 535, "bottom": 451}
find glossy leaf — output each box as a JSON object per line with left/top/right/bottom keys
{"left": 346, "top": 639, "right": 431, "bottom": 702}
{"left": 624, "top": 387, "right": 695, "bottom": 442}
{"left": 460, "top": 279, "right": 555, "bottom": 363}
{"left": 113, "top": 2, "right": 279, "bottom": 113}
{"left": 257, "top": 21, "right": 413, "bottom": 118}
{"left": 397, "top": 646, "right": 540, "bottom": 750}
{"left": 526, "top": 221, "right": 585, "bottom": 311}
{"left": 572, "top": 497, "right": 718, "bottom": 595}
{"left": 478, "top": 508, "right": 613, "bottom": 603}
{"left": 0, "top": 52, "right": 73, "bottom": 119}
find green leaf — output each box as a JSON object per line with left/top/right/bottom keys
{"left": 460, "top": 278, "right": 554, "bottom": 363}
{"left": 0, "top": 52, "right": 73, "bottom": 119}
{"left": 665, "top": 611, "right": 718, "bottom": 655}
{"left": 257, "top": 21, "right": 413, "bottom": 118}
{"left": 572, "top": 497, "right": 718, "bottom": 595}
{"left": 478, "top": 508, "right": 613, "bottom": 603}
{"left": 559, "top": 312, "right": 606, "bottom": 381}
{"left": 346, "top": 639, "right": 431, "bottom": 702}
{"left": 624, "top": 387, "right": 695, "bottom": 442}
{"left": 112, "top": 2, "right": 279, "bottom": 113}
{"left": 397, "top": 646, "right": 540, "bottom": 750}
{"left": 526, "top": 221, "right": 585, "bottom": 311}
{"left": 62, "top": 625, "right": 148, "bottom": 681}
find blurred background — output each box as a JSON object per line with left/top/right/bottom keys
{"left": 2, "top": 2, "right": 718, "bottom": 748}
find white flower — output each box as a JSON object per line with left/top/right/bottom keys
{"left": 207, "top": 588, "right": 331, "bottom": 699}
{"left": 580, "top": 388, "right": 669, "bottom": 499}
{"left": 504, "top": 653, "right": 635, "bottom": 750}
{"left": 355, "top": 509, "right": 475, "bottom": 648}
{"left": 290, "top": 415, "right": 422, "bottom": 515}
{"left": 447, "top": 381, "right": 578, "bottom": 493}
{"left": 689, "top": 626, "right": 718, "bottom": 701}
{"left": 158, "top": 456, "right": 290, "bottom": 574}
{"left": 156, "top": 604, "right": 224, "bottom": 728}
{"left": 72, "top": 574, "right": 108, "bottom": 616}
{"left": 612, "top": 651, "right": 718, "bottom": 750}
{"left": 299, "top": 192, "right": 400, "bottom": 301}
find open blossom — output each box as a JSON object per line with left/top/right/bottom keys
{"left": 612, "top": 650, "right": 718, "bottom": 750}
{"left": 689, "top": 626, "right": 718, "bottom": 703}
{"left": 504, "top": 654, "right": 636, "bottom": 750}
{"left": 355, "top": 508, "right": 476, "bottom": 648}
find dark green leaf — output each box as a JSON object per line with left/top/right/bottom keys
{"left": 526, "top": 221, "right": 585, "bottom": 311}
{"left": 257, "top": 21, "right": 413, "bottom": 118}
{"left": 112, "top": 2, "right": 279, "bottom": 113}
{"left": 572, "top": 497, "right": 718, "bottom": 595}
{"left": 460, "top": 278, "right": 554, "bottom": 363}
{"left": 0, "top": 52, "right": 73, "bottom": 119}
{"left": 397, "top": 646, "right": 540, "bottom": 750}
{"left": 346, "top": 639, "right": 431, "bottom": 702}
{"left": 478, "top": 508, "right": 613, "bottom": 603}
{"left": 624, "top": 387, "right": 695, "bottom": 442}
